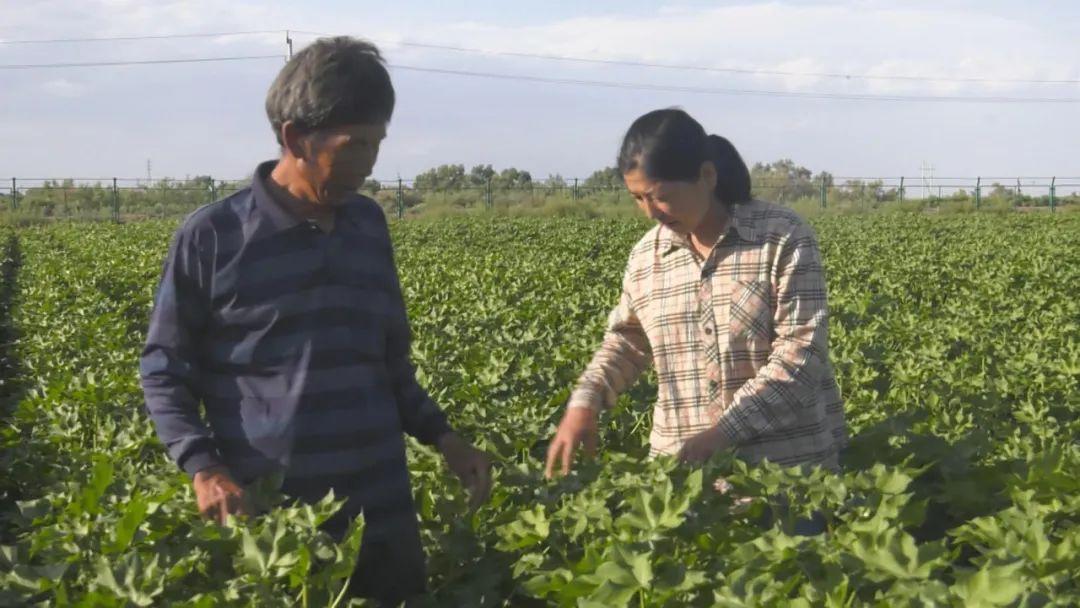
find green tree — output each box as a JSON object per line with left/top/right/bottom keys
{"left": 414, "top": 164, "right": 467, "bottom": 190}
{"left": 583, "top": 166, "right": 623, "bottom": 190}
{"left": 751, "top": 159, "right": 815, "bottom": 203}
{"left": 544, "top": 174, "right": 568, "bottom": 195}
{"left": 469, "top": 164, "right": 496, "bottom": 187}
{"left": 493, "top": 167, "right": 532, "bottom": 190}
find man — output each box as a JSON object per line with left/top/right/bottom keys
{"left": 140, "top": 36, "right": 491, "bottom": 604}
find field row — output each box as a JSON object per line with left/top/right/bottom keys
{"left": 0, "top": 214, "right": 1077, "bottom": 606}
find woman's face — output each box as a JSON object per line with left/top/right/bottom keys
{"left": 623, "top": 161, "right": 717, "bottom": 234}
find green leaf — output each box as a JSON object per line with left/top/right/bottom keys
{"left": 79, "top": 456, "right": 116, "bottom": 515}
{"left": 105, "top": 492, "right": 151, "bottom": 553}
{"left": 952, "top": 561, "right": 1028, "bottom": 606}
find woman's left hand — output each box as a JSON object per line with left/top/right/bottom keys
{"left": 676, "top": 426, "right": 731, "bottom": 464}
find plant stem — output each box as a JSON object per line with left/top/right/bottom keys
{"left": 329, "top": 574, "right": 353, "bottom": 608}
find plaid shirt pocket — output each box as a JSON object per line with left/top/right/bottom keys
{"left": 729, "top": 279, "right": 773, "bottom": 342}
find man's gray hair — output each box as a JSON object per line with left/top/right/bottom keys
{"left": 265, "top": 36, "right": 395, "bottom": 145}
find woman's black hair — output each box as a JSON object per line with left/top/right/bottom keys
{"left": 617, "top": 108, "right": 752, "bottom": 205}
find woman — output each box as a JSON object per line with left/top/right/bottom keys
{"left": 545, "top": 108, "right": 848, "bottom": 499}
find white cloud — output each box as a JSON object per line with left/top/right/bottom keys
{"left": 380, "top": 3, "right": 1078, "bottom": 98}
{"left": 1, "top": 1, "right": 1078, "bottom": 178}
{"left": 4, "top": 2, "right": 1075, "bottom": 99}
{"left": 41, "top": 78, "right": 86, "bottom": 98}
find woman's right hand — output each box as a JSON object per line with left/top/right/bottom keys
{"left": 544, "top": 406, "right": 600, "bottom": 478}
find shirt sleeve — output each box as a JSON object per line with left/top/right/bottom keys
{"left": 140, "top": 226, "right": 223, "bottom": 477}
{"left": 566, "top": 260, "right": 653, "bottom": 412}
{"left": 714, "top": 222, "right": 830, "bottom": 444}
{"left": 381, "top": 224, "right": 453, "bottom": 446}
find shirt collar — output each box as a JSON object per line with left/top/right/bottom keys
{"left": 659, "top": 202, "right": 760, "bottom": 257}
{"left": 730, "top": 200, "right": 760, "bottom": 243}
{"left": 251, "top": 159, "right": 365, "bottom": 234}
{"left": 251, "top": 160, "right": 304, "bottom": 233}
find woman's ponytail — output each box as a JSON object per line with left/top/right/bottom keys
{"left": 706, "top": 134, "right": 752, "bottom": 205}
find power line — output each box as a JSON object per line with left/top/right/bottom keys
{"left": 5, "top": 27, "right": 1078, "bottom": 86}
{"left": 2, "top": 52, "right": 1075, "bottom": 103}
{"left": 398, "top": 41, "right": 1080, "bottom": 86}
{"left": 291, "top": 30, "right": 1080, "bottom": 86}
{"left": 0, "top": 55, "right": 284, "bottom": 70}
{"left": 0, "top": 30, "right": 280, "bottom": 44}
{"left": 386, "top": 63, "right": 1080, "bottom": 104}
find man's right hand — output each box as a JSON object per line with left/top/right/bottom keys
{"left": 544, "top": 406, "right": 600, "bottom": 479}
{"left": 193, "top": 466, "right": 250, "bottom": 524}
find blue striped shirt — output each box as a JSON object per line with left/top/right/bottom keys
{"left": 140, "top": 160, "right": 451, "bottom": 538}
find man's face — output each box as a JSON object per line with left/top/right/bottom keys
{"left": 301, "top": 122, "right": 387, "bottom": 206}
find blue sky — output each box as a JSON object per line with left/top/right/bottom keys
{"left": 2, "top": 0, "right": 1078, "bottom": 184}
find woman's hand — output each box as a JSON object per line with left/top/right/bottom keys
{"left": 676, "top": 425, "right": 731, "bottom": 465}
{"left": 544, "top": 406, "right": 599, "bottom": 478}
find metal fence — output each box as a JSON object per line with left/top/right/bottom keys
{"left": 2, "top": 175, "right": 1077, "bottom": 222}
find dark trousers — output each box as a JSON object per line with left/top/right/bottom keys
{"left": 317, "top": 509, "right": 427, "bottom": 606}
{"left": 759, "top": 504, "right": 828, "bottom": 536}
{"left": 346, "top": 533, "right": 428, "bottom": 605}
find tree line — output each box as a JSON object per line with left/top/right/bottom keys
{"left": 2, "top": 160, "right": 1073, "bottom": 218}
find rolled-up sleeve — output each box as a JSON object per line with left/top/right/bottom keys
{"left": 140, "top": 227, "right": 222, "bottom": 476}
{"left": 714, "top": 223, "right": 829, "bottom": 444}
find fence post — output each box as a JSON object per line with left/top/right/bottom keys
{"left": 112, "top": 177, "right": 120, "bottom": 223}
{"left": 1050, "top": 177, "right": 1056, "bottom": 213}
{"left": 899, "top": 176, "right": 905, "bottom": 205}
{"left": 573, "top": 178, "right": 579, "bottom": 202}
{"left": 975, "top": 177, "right": 981, "bottom": 210}
{"left": 820, "top": 175, "right": 827, "bottom": 209}
{"left": 10, "top": 177, "right": 16, "bottom": 212}
{"left": 485, "top": 178, "right": 493, "bottom": 210}
{"left": 209, "top": 176, "right": 216, "bottom": 205}
{"left": 396, "top": 179, "right": 404, "bottom": 220}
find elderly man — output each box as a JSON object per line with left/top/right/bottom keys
{"left": 140, "top": 36, "right": 491, "bottom": 604}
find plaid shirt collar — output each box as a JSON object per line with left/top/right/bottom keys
{"left": 659, "top": 202, "right": 761, "bottom": 257}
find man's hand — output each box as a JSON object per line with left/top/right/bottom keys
{"left": 193, "top": 465, "right": 250, "bottom": 524}
{"left": 437, "top": 432, "right": 493, "bottom": 511}
{"left": 676, "top": 425, "right": 731, "bottom": 465}
{"left": 544, "top": 406, "right": 599, "bottom": 479}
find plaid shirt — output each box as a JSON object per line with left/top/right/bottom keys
{"left": 568, "top": 200, "right": 847, "bottom": 469}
